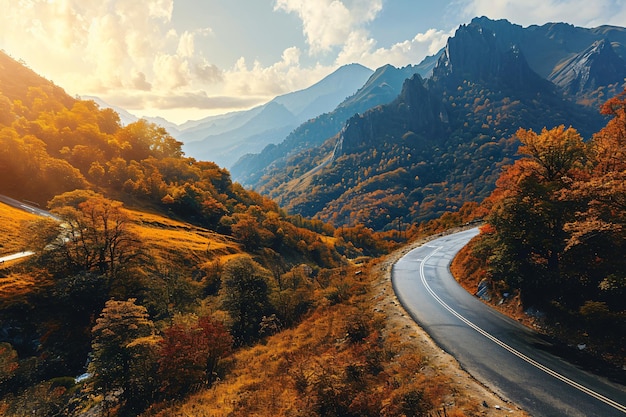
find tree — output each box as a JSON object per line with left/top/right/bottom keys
{"left": 0, "top": 343, "right": 18, "bottom": 392}
{"left": 221, "top": 257, "right": 273, "bottom": 345}
{"left": 485, "top": 126, "right": 588, "bottom": 306}
{"left": 158, "top": 315, "right": 232, "bottom": 398}
{"left": 47, "top": 194, "right": 142, "bottom": 282}
{"left": 516, "top": 126, "right": 586, "bottom": 182}
{"left": 89, "top": 299, "right": 160, "bottom": 415}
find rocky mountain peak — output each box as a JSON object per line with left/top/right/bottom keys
{"left": 549, "top": 38, "right": 626, "bottom": 96}
{"left": 432, "top": 21, "right": 549, "bottom": 93}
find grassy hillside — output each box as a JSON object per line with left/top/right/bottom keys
{"left": 0, "top": 203, "right": 40, "bottom": 256}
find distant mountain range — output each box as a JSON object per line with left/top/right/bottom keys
{"left": 230, "top": 61, "right": 437, "bottom": 185}
{"left": 253, "top": 17, "right": 626, "bottom": 230}
{"left": 181, "top": 63, "right": 374, "bottom": 168}
{"left": 84, "top": 63, "right": 375, "bottom": 169}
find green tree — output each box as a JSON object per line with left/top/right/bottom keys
{"left": 221, "top": 257, "right": 273, "bottom": 345}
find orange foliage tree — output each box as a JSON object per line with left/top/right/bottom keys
{"left": 157, "top": 315, "right": 233, "bottom": 398}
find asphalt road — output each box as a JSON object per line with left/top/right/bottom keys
{"left": 0, "top": 194, "right": 58, "bottom": 220}
{"left": 392, "top": 228, "right": 626, "bottom": 417}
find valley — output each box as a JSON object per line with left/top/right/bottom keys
{"left": 1, "top": 12, "right": 626, "bottom": 417}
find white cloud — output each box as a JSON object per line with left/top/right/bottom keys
{"left": 336, "top": 28, "right": 451, "bottom": 68}
{"left": 153, "top": 53, "right": 191, "bottom": 90}
{"left": 177, "top": 31, "right": 195, "bottom": 58}
{"left": 224, "top": 46, "right": 330, "bottom": 97}
{"left": 274, "top": 0, "right": 383, "bottom": 53}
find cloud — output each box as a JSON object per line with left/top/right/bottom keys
{"left": 177, "top": 31, "right": 195, "bottom": 58}
{"left": 222, "top": 46, "right": 332, "bottom": 99}
{"left": 103, "top": 90, "right": 265, "bottom": 112}
{"left": 193, "top": 60, "right": 224, "bottom": 84}
{"left": 336, "top": 28, "right": 451, "bottom": 68}
{"left": 274, "top": 0, "right": 383, "bottom": 53}
{"left": 153, "top": 53, "right": 191, "bottom": 90}
{"left": 131, "top": 72, "right": 152, "bottom": 91}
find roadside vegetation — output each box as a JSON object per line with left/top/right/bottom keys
{"left": 452, "top": 92, "right": 626, "bottom": 375}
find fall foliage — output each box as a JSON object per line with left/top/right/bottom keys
{"left": 457, "top": 94, "right": 626, "bottom": 367}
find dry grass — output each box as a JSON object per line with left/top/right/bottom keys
{"left": 0, "top": 202, "right": 40, "bottom": 256}
{"left": 0, "top": 272, "right": 36, "bottom": 301}
{"left": 125, "top": 208, "right": 241, "bottom": 266}
{"left": 143, "top": 229, "right": 530, "bottom": 417}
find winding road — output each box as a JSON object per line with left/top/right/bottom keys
{"left": 392, "top": 228, "right": 626, "bottom": 417}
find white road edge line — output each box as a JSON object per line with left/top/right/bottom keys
{"left": 420, "top": 245, "right": 626, "bottom": 414}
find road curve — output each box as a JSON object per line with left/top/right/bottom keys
{"left": 392, "top": 228, "right": 626, "bottom": 417}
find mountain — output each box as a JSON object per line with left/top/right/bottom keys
{"left": 230, "top": 63, "right": 424, "bottom": 185}
{"left": 257, "top": 17, "right": 614, "bottom": 231}
{"left": 0, "top": 51, "right": 73, "bottom": 108}
{"left": 548, "top": 38, "right": 626, "bottom": 100}
{"left": 82, "top": 95, "right": 140, "bottom": 126}
{"left": 179, "top": 63, "right": 373, "bottom": 168}
{"left": 272, "top": 63, "right": 374, "bottom": 120}
{"left": 177, "top": 107, "right": 264, "bottom": 142}
{"left": 82, "top": 95, "right": 182, "bottom": 136}
{"left": 468, "top": 17, "right": 626, "bottom": 102}
{"left": 183, "top": 101, "right": 299, "bottom": 168}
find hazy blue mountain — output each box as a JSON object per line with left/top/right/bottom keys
{"left": 179, "top": 63, "right": 373, "bottom": 167}
{"left": 82, "top": 95, "right": 181, "bottom": 135}
{"left": 230, "top": 63, "right": 423, "bottom": 185}
{"left": 183, "top": 101, "right": 298, "bottom": 168}
{"left": 178, "top": 107, "right": 265, "bottom": 143}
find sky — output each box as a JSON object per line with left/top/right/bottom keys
{"left": 2, "top": 0, "right": 626, "bottom": 124}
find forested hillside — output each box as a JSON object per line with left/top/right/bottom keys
{"left": 257, "top": 17, "right": 625, "bottom": 231}
{"left": 0, "top": 50, "right": 410, "bottom": 416}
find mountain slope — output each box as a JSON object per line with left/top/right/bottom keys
{"left": 179, "top": 64, "right": 373, "bottom": 168}
{"left": 549, "top": 39, "right": 626, "bottom": 101}
{"left": 182, "top": 101, "right": 299, "bottom": 168}
{"left": 230, "top": 64, "right": 422, "bottom": 185}
{"left": 471, "top": 17, "right": 626, "bottom": 100}
{"left": 258, "top": 18, "right": 608, "bottom": 231}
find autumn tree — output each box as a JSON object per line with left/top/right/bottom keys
{"left": 485, "top": 126, "right": 587, "bottom": 306}
{"left": 116, "top": 119, "right": 182, "bottom": 162}
{"left": 89, "top": 299, "right": 160, "bottom": 416}
{"left": 0, "top": 343, "right": 18, "bottom": 394}
{"left": 555, "top": 93, "right": 626, "bottom": 310}
{"left": 45, "top": 193, "right": 142, "bottom": 283}
{"left": 158, "top": 315, "right": 233, "bottom": 398}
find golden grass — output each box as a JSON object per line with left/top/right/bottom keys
{"left": 125, "top": 208, "right": 241, "bottom": 266}
{"left": 0, "top": 202, "right": 41, "bottom": 256}
{"left": 0, "top": 272, "right": 36, "bottom": 300}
